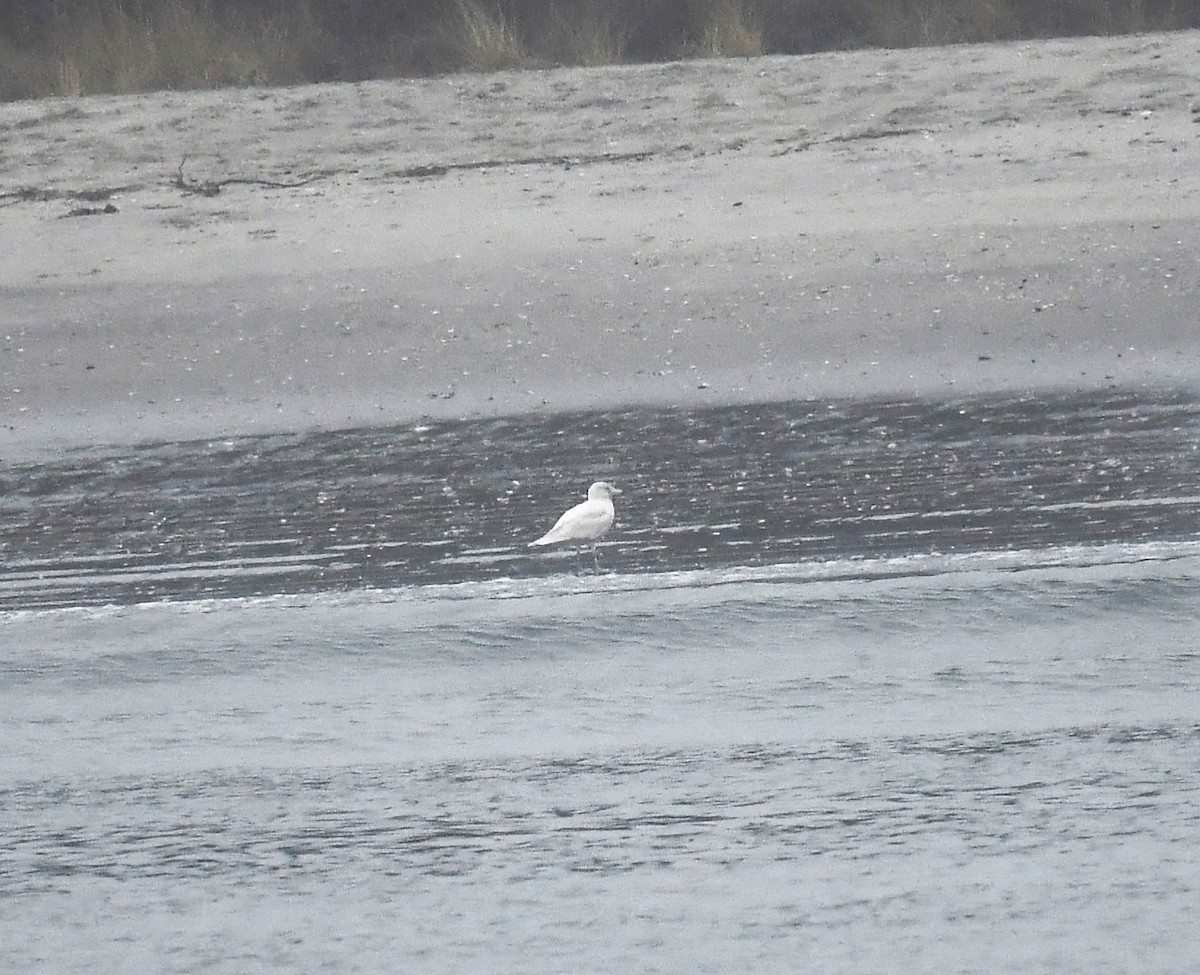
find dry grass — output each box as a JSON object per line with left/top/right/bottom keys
{"left": 542, "top": 3, "right": 628, "bottom": 66}
{"left": 868, "top": 0, "right": 1022, "bottom": 48}
{"left": 2, "top": 0, "right": 1198, "bottom": 101}
{"left": 0, "top": 0, "right": 339, "bottom": 99}
{"left": 448, "top": 0, "right": 529, "bottom": 72}
{"left": 692, "top": 0, "right": 765, "bottom": 58}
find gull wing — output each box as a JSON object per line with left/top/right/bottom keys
{"left": 529, "top": 499, "right": 613, "bottom": 546}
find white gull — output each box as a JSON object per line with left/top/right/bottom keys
{"left": 529, "top": 481, "right": 621, "bottom": 567}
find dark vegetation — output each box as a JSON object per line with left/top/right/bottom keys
{"left": 2, "top": 0, "right": 1198, "bottom": 101}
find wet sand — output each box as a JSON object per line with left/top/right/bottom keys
{"left": 3, "top": 31, "right": 1200, "bottom": 459}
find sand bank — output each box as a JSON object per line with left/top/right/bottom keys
{"left": 2, "top": 30, "right": 1199, "bottom": 458}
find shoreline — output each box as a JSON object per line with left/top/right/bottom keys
{"left": 3, "top": 31, "right": 1199, "bottom": 459}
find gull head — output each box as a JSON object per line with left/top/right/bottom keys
{"left": 587, "top": 481, "right": 621, "bottom": 501}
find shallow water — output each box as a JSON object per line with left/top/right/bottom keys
{"left": 2, "top": 389, "right": 1199, "bottom": 973}
{"left": 2, "top": 389, "right": 1197, "bottom": 608}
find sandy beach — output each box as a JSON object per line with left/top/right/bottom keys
{"left": 3, "top": 30, "right": 1199, "bottom": 458}
{"left": 4, "top": 31, "right": 1200, "bottom": 973}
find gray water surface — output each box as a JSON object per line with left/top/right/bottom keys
{"left": 2, "top": 388, "right": 1197, "bottom": 608}
{"left": 2, "top": 388, "right": 1199, "bottom": 974}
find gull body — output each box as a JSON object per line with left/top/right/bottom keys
{"left": 529, "top": 482, "right": 621, "bottom": 563}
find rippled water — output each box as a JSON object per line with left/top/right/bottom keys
{"left": 2, "top": 389, "right": 1199, "bottom": 973}
{"left": 2, "top": 389, "right": 1197, "bottom": 608}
